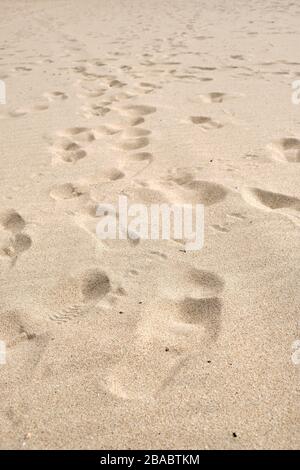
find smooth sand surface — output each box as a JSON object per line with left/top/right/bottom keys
{"left": 0, "top": 0, "right": 299, "bottom": 449}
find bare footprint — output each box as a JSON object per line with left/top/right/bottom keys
{"left": 199, "top": 92, "right": 226, "bottom": 103}
{"left": 49, "top": 183, "right": 88, "bottom": 200}
{"left": 121, "top": 152, "right": 154, "bottom": 177}
{"left": 179, "top": 296, "right": 222, "bottom": 340}
{"left": 198, "top": 92, "right": 242, "bottom": 104}
{"left": 164, "top": 170, "right": 228, "bottom": 206}
{"left": 94, "top": 125, "right": 121, "bottom": 137}
{"left": 104, "top": 262, "right": 224, "bottom": 400}
{"left": 242, "top": 187, "right": 300, "bottom": 211}
{"left": 49, "top": 268, "right": 111, "bottom": 324}
{"left": 0, "top": 209, "right": 26, "bottom": 233}
{"left": 117, "top": 136, "right": 149, "bottom": 151}
{"left": 268, "top": 137, "right": 300, "bottom": 163}
{"left": 121, "top": 128, "right": 151, "bottom": 138}
{"left": 0, "top": 209, "right": 31, "bottom": 264}
{"left": 43, "top": 91, "right": 68, "bottom": 101}
{"left": 8, "top": 108, "right": 28, "bottom": 118}
{"left": 58, "top": 127, "right": 95, "bottom": 143}
{"left": 118, "top": 104, "right": 156, "bottom": 117}
{"left": 0, "top": 309, "right": 49, "bottom": 381}
{"left": 51, "top": 138, "right": 87, "bottom": 164}
{"left": 190, "top": 115, "right": 223, "bottom": 130}
{"left": 0, "top": 232, "right": 32, "bottom": 265}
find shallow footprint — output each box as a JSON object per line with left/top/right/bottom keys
{"left": 117, "top": 136, "right": 149, "bottom": 151}
{"left": 179, "top": 296, "right": 222, "bottom": 340}
{"left": 49, "top": 182, "right": 88, "bottom": 201}
{"left": 0, "top": 232, "right": 32, "bottom": 265}
{"left": 0, "top": 209, "right": 26, "bottom": 233}
{"left": 0, "top": 309, "right": 49, "bottom": 382}
{"left": 268, "top": 137, "right": 300, "bottom": 163}
{"left": 190, "top": 115, "right": 223, "bottom": 130}
{"left": 166, "top": 177, "right": 228, "bottom": 206}
{"left": 121, "top": 152, "right": 153, "bottom": 177}
{"left": 199, "top": 92, "right": 226, "bottom": 103}
{"left": 51, "top": 138, "right": 87, "bottom": 164}
{"left": 49, "top": 268, "right": 111, "bottom": 324}
{"left": 121, "top": 127, "right": 151, "bottom": 138}
{"left": 105, "top": 346, "right": 181, "bottom": 400}
{"left": 242, "top": 187, "right": 300, "bottom": 211}
{"left": 119, "top": 104, "right": 156, "bottom": 117}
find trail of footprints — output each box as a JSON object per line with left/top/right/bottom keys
{"left": 9, "top": 48, "right": 297, "bottom": 398}
{"left": 47, "top": 66, "right": 160, "bottom": 329}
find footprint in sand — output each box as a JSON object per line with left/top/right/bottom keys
{"left": 31, "top": 103, "right": 49, "bottom": 111}
{"left": 199, "top": 92, "right": 227, "bottom": 103}
{"left": 104, "top": 261, "right": 225, "bottom": 400}
{"left": 117, "top": 136, "right": 150, "bottom": 151}
{"left": 241, "top": 187, "right": 300, "bottom": 212}
{"left": 121, "top": 128, "right": 151, "bottom": 138}
{"left": 76, "top": 88, "right": 106, "bottom": 99}
{"left": 48, "top": 268, "right": 112, "bottom": 324}
{"left": 268, "top": 137, "right": 300, "bottom": 163}
{"left": 162, "top": 168, "right": 229, "bottom": 206}
{"left": 93, "top": 124, "right": 120, "bottom": 137}
{"left": 8, "top": 101, "right": 49, "bottom": 118}
{"left": 49, "top": 182, "right": 88, "bottom": 201}
{"left": 113, "top": 116, "right": 145, "bottom": 128}
{"left": 0, "top": 309, "right": 49, "bottom": 382}
{"left": 241, "top": 187, "right": 300, "bottom": 226}
{"left": 80, "top": 103, "right": 111, "bottom": 119}
{"left": 81, "top": 167, "right": 125, "bottom": 185}
{"left": 190, "top": 115, "right": 223, "bottom": 130}
{"left": 43, "top": 91, "right": 68, "bottom": 102}
{"left": 50, "top": 137, "right": 87, "bottom": 164}
{"left": 8, "top": 108, "right": 29, "bottom": 118}
{"left": 0, "top": 209, "right": 32, "bottom": 265}
{"left": 109, "top": 79, "right": 126, "bottom": 88}
{"left": 58, "top": 127, "right": 95, "bottom": 143}
{"left": 120, "top": 152, "right": 154, "bottom": 177}
{"left": 210, "top": 224, "right": 231, "bottom": 233}
{"left": 117, "top": 104, "right": 157, "bottom": 117}
{"left": 113, "top": 103, "right": 154, "bottom": 152}
{"left": 198, "top": 92, "right": 243, "bottom": 103}
{"left": 138, "top": 82, "right": 162, "bottom": 94}
{"left": 110, "top": 91, "right": 137, "bottom": 102}
{"left": 0, "top": 209, "right": 26, "bottom": 233}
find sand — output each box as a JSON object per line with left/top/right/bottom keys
{"left": 0, "top": 0, "right": 299, "bottom": 450}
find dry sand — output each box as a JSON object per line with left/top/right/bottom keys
{"left": 0, "top": 0, "right": 299, "bottom": 450}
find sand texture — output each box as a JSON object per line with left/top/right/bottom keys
{"left": 0, "top": 0, "right": 299, "bottom": 450}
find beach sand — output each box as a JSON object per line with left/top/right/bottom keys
{"left": 0, "top": 0, "right": 299, "bottom": 449}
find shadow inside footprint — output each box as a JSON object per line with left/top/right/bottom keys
{"left": 190, "top": 115, "right": 223, "bottom": 130}
{"left": 183, "top": 180, "right": 228, "bottom": 205}
{"left": 242, "top": 187, "right": 300, "bottom": 211}
{"left": 80, "top": 269, "right": 111, "bottom": 301}
{"left": 0, "top": 209, "right": 25, "bottom": 233}
{"left": 180, "top": 297, "right": 222, "bottom": 340}
{"left": 269, "top": 137, "right": 300, "bottom": 163}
